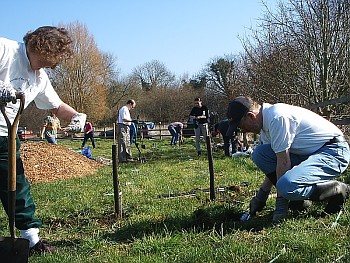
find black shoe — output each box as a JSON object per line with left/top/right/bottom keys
{"left": 324, "top": 183, "right": 350, "bottom": 215}
{"left": 197, "top": 151, "right": 201, "bottom": 156}
{"left": 310, "top": 181, "right": 350, "bottom": 215}
{"left": 30, "top": 240, "right": 55, "bottom": 256}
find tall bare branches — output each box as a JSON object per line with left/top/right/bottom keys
{"left": 203, "top": 55, "right": 244, "bottom": 100}
{"left": 50, "top": 21, "right": 114, "bottom": 122}
{"left": 242, "top": 0, "right": 350, "bottom": 116}
{"left": 131, "top": 60, "right": 176, "bottom": 90}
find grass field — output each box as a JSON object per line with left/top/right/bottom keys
{"left": 1, "top": 137, "right": 349, "bottom": 262}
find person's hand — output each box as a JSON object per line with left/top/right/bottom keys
{"left": 272, "top": 196, "right": 289, "bottom": 224}
{"left": 0, "top": 81, "right": 17, "bottom": 104}
{"left": 65, "top": 113, "right": 87, "bottom": 133}
{"left": 249, "top": 187, "right": 270, "bottom": 216}
{"left": 249, "top": 196, "right": 266, "bottom": 216}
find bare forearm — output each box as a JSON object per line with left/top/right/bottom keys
{"left": 53, "top": 103, "right": 78, "bottom": 122}
{"left": 276, "top": 150, "right": 292, "bottom": 196}
{"left": 276, "top": 163, "right": 290, "bottom": 181}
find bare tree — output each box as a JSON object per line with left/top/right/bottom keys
{"left": 131, "top": 60, "right": 176, "bottom": 90}
{"left": 50, "top": 21, "right": 114, "bottom": 123}
{"left": 242, "top": 0, "right": 350, "bottom": 117}
{"left": 99, "top": 76, "right": 142, "bottom": 125}
{"left": 243, "top": 38, "right": 307, "bottom": 105}
{"left": 133, "top": 88, "right": 180, "bottom": 123}
{"left": 203, "top": 55, "right": 245, "bottom": 100}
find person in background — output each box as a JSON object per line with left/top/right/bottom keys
{"left": 40, "top": 112, "right": 61, "bottom": 144}
{"left": 241, "top": 132, "right": 249, "bottom": 151}
{"left": 212, "top": 119, "right": 241, "bottom": 157}
{"left": 0, "top": 26, "right": 86, "bottom": 255}
{"left": 168, "top": 121, "right": 183, "bottom": 145}
{"left": 189, "top": 97, "right": 209, "bottom": 156}
{"left": 226, "top": 96, "right": 350, "bottom": 223}
{"left": 117, "top": 99, "right": 136, "bottom": 163}
{"left": 81, "top": 120, "right": 95, "bottom": 148}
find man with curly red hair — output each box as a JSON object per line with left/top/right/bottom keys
{"left": 0, "top": 26, "right": 87, "bottom": 255}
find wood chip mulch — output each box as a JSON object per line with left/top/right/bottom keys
{"left": 20, "top": 141, "right": 103, "bottom": 183}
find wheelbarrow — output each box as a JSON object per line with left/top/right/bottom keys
{"left": 0, "top": 93, "right": 30, "bottom": 263}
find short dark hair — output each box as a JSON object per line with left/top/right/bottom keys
{"left": 127, "top": 99, "right": 134, "bottom": 105}
{"left": 194, "top": 97, "right": 201, "bottom": 102}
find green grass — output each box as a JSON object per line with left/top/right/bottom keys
{"left": 1, "top": 137, "right": 350, "bottom": 262}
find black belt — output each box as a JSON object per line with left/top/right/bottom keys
{"left": 324, "top": 136, "right": 347, "bottom": 146}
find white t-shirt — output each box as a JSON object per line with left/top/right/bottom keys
{"left": 260, "top": 103, "right": 343, "bottom": 155}
{"left": 0, "top": 37, "right": 62, "bottom": 135}
{"left": 118, "top": 105, "right": 131, "bottom": 125}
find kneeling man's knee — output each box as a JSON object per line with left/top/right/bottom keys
{"left": 276, "top": 177, "right": 294, "bottom": 199}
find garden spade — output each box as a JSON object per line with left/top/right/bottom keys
{"left": 0, "top": 94, "right": 30, "bottom": 263}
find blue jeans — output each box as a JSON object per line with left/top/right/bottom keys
{"left": 252, "top": 142, "right": 350, "bottom": 200}
{"left": 45, "top": 135, "right": 57, "bottom": 144}
{"left": 168, "top": 125, "right": 178, "bottom": 145}
{"left": 130, "top": 122, "right": 136, "bottom": 145}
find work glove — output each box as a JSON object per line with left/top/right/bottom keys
{"left": 272, "top": 196, "right": 289, "bottom": 224}
{"left": 66, "top": 113, "right": 86, "bottom": 133}
{"left": 249, "top": 187, "right": 270, "bottom": 216}
{"left": 0, "top": 81, "right": 17, "bottom": 104}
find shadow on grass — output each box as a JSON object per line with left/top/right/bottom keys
{"left": 5, "top": 200, "right": 338, "bottom": 252}
{"left": 101, "top": 198, "right": 338, "bottom": 244}
{"left": 102, "top": 204, "right": 274, "bottom": 243}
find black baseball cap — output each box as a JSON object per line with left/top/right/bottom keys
{"left": 226, "top": 96, "right": 251, "bottom": 137}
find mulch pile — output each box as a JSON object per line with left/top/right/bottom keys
{"left": 20, "top": 141, "right": 103, "bottom": 183}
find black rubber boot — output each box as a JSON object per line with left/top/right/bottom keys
{"left": 310, "top": 181, "right": 350, "bottom": 215}
{"left": 266, "top": 172, "right": 312, "bottom": 212}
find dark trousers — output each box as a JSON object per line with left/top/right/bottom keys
{"left": 0, "top": 136, "right": 41, "bottom": 230}
{"left": 223, "top": 136, "right": 239, "bottom": 156}
{"left": 82, "top": 132, "right": 95, "bottom": 148}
